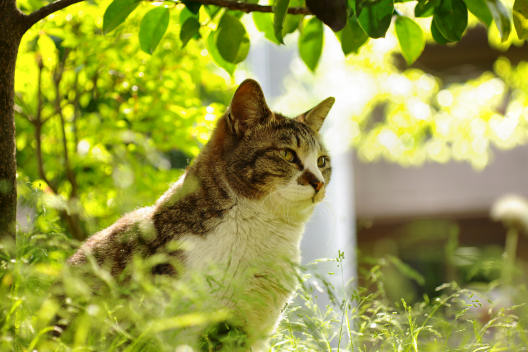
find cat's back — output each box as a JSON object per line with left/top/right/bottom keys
{"left": 67, "top": 206, "right": 156, "bottom": 271}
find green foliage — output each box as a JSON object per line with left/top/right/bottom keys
{"left": 14, "top": 1, "right": 231, "bottom": 236}
{"left": 395, "top": 16, "right": 425, "bottom": 65}
{"left": 94, "top": 0, "right": 528, "bottom": 73}
{"left": 514, "top": 0, "right": 528, "bottom": 39}
{"left": 487, "top": 0, "right": 512, "bottom": 41}
{"left": 103, "top": 0, "right": 139, "bottom": 34}
{"left": 357, "top": 0, "right": 395, "bottom": 38}
{"left": 180, "top": 17, "right": 201, "bottom": 48}
{"left": 4, "top": 226, "right": 528, "bottom": 351}
{"left": 339, "top": 15, "right": 368, "bottom": 56}
{"left": 464, "top": 0, "right": 492, "bottom": 26}
{"left": 415, "top": 0, "right": 439, "bottom": 18}
{"left": 139, "top": 7, "right": 170, "bottom": 54}
{"left": 298, "top": 18, "right": 324, "bottom": 72}
{"left": 273, "top": 0, "right": 290, "bottom": 44}
{"left": 215, "top": 13, "right": 250, "bottom": 64}
{"left": 433, "top": 0, "right": 468, "bottom": 42}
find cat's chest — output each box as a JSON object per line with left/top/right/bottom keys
{"left": 180, "top": 203, "right": 304, "bottom": 274}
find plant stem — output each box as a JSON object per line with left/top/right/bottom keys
{"left": 503, "top": 228, "right": 519, "bottom": 285}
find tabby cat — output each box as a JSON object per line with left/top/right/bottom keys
{"left": 68, "top": 79, "right": 334, "bottom": 351}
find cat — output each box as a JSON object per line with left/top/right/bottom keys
{"left": 68, "top": 79, "right": 334, "bottom": 351}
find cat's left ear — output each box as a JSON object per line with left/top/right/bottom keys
{"left": 296, "top": 97, "right": 335, "bottom": 132}
{"left": 227, "top": 79, "right": 273, "bottom": 136}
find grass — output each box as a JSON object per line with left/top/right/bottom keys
{"left": 2, "top": 218, "right": 528, "bottom": 351}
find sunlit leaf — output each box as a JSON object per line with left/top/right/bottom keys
{"left": 273, "top": 0, "right": 290, "bottom": 44}
{"left": 464, "top": 0, "right": 492, "bottom": 26}
{"left": 514, "top": 0, "right": 528, "bottom": 39}
{"left": 103, "top": 0, "right": 139, "bottom": 34}
{"left": 306, "top": 0, "right": 347, "bottom": 31}
{"left": 253, "top": 12, "right": 280, "bottom": 44}
{"left": 339, "top": 15, "right": 368, "bottom": 55}
{"left": 283, "top": 0, "right": 304, "bottom": 34}
{"left": 433, "top": 0, "right": 467, "bottom": 41}
{"left": 254, "top": 2, "right": 302, "bottom": 45}
{"left": 216, "top": 13, "right": 250, "bottom": 64}
{"left": 180, "top": 17, "right": 200, "bottom": 48}
{"left": 357, "top": 0, "right": 394, "bottom": 38}
{"left": 180, "top": 7, "right": 197, "bottom": 25}
{"left": 395, "top": 16, "right": 425, "bottom": 65}
{"left": 206, "top": 31, "right": 235, "bottom": 75}
{"left": 486, "top": 0, "right": 511, "bottom": 42}
{"left": 139, "top": 7, "right": 170, "bottom": 54}
{"left": 298, "top": 17, "right": 324, "bottom": 71}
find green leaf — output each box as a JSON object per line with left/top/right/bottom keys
{"left": 283, "top": 0, "right": 304, "bottom": 34}
{"left": 433, "top": 0, "right": 467, "bottom": 41}
{"left": 357, "top": 0, "right": 394, "bottom": 38}
{"left": 464, "top": 0, "right": 492, "bottom": 26}
{"left": 395, "top": 16, "right": 425, "bottom": 65}
{"left": 253, "top": 2, "right": 302, "bottom": 44}
{"left": 514, "top": 0, "right": 528, "bottom": 39}
{"left": 180, "top": 17, "right": 200, "bottom": 48}
{"left": 253, "top": 12, "right": 281, "bottom": 44}
{"left": 273, "top": 0, "right": 290, "bottom": 44}
{"left": 103, "top": 0, "right": 139, "bottom": 34}
{"left": 139, "top": 7, "right": 170, "bottom": 54}
{"left": 204, "top": 5, "right": 221, "bottom": 19}
{"left": 206, "top": 31, "right": 235, "bottom": 75}
{"left": 415, "top": 0, "right": 440, "bottom": 17}
{"left": 298, "top": 17, "right": 324, "bottom": 72}
{"left": 431, "top": 16, "right": 449, "bottom": 43}
{"left": 215, "top": 13, "right": 250, "bottom": 64}
{"left": 486, "top": 0, "right": 511, "bottom": 42}
{"left": 339, "top": 15, "right": 368, "bottom": 55}
{"left": 180, "top": 8, "right": 197, "bottom": 25}
{"left": 306, "top": 0, "right": 348, "bottom": 31}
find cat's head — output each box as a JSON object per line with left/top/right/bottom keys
{"left": 213, "top": 79, "right": 333, "bottom": 215}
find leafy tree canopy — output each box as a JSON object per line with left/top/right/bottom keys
{"left": 17, "top": 0, "right": 528, "bottom": 73}
{"left": 15, "top": 2, "right": 232, "bottom": 237}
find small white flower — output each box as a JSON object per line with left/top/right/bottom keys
{"left": 491, "top": 195, "right": 528, "bottom": 233}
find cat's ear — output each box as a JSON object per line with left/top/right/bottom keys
{"left": 296, "top": 97, "right": 335, "bottom": 132}
{"left": 227, "top": 79, "right": 273, "bottom": 136}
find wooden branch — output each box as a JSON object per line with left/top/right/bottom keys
{"left": 172, "top": 0, "right": 311, "bottom": 14}
{"left": 23, "top": 0, "right": 310, "bottom": 32}
{"left": 34, "top": 58, "right": 58, "bottom": 193}
{"left": 23, "top": 0, "right": 85, "bottom": 31}
{"left": 53, "top": 49, "right": 79, "bottom": 198}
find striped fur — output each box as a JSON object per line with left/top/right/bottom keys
{"left": 68, "top": 79, "right": 334, "bottom": 350}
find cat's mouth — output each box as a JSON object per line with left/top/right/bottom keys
{"left": 311, "top": 189, "right": 325, "bottom": 203}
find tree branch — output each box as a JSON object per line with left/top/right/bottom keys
{"left": 23, "top": 0, "right": 311, "bottom": 32}
{"left": 34, "top": 57, "right": 58, "bottom": 193}
{"left": 53, "top": 49, "right": 79, "bottom": 198}
{"left": 23, "top": 0, "right": 85, "bottom": 31}
{"left": 173, "top": 0, "right": 311, "bottom": 14}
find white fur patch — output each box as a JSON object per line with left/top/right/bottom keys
{"left": 180, "top": 196, "right": 313, "bottom": 349}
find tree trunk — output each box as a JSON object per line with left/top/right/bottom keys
{"left": 0, "top": 1, "right": 26, "bottom": 240}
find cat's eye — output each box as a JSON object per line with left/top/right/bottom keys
{"left": 280, "top": 149, "right": 296, "bottom": 162}
{"left": 317, "top": 156, "right": 329, "bottom": 168}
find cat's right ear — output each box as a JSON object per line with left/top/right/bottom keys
{"left": 226, "top": 79, "right": 273, "bottom": 136}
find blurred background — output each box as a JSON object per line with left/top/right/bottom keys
{"left": 14, "top": 0, "right": 528, "bottom": 307}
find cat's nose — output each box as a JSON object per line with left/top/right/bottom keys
{"left": 311, "top": 180, "right": 324, "bottom": 192}
{"left": 297, "top": 171, "right": 324, "bottom": 193}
